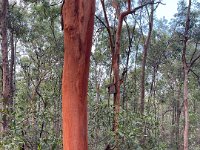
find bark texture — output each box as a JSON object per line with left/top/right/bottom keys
{"left": 62, "top": 1, "right": 95, "bottom": 149}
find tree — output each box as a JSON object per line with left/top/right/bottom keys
{"left": 99, "top": 1, "right": 161, "bottom": 148}
{"left": 0, "top": 0, "right": 9, "bottom": 132}
{"left": 1, "top": 0, "right": 17, "bottom": 133}
{"left": 140, "top": 0, "right": 154, "bottom": 115}
{"left": 61, "top": 0, "right": 95, "bottom": 149}
{"left": 182, "top": 1, "right": 191, "bottom": 149}
{"left": 1, "top": 2, "right": 64, "bottom": 149}
{"left": 1, "top": 0, "right": 200, "bottom": 149}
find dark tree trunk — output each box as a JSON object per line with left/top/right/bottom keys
{"left": 9, "top": 32, "right": 15, "bottom": 112}
{"left": 1, "top": 0, "right": 9, "bottom": 132}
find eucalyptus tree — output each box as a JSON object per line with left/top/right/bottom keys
{"left": 139, "top": 0, "right": 155, "bottom": 116}
{"left": 168, "top": 0, "right": 200, "bottom": 149}
{"left": 61, "top": 0, "right": 95, "bottom": 149}
{"left": 99, "top": 1, "right": 162, "bottom": 148}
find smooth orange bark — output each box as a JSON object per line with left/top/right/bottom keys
{"left": 62, "top": 1, "right": 95, "bottom": 150}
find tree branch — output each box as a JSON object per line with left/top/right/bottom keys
{"left": 100, "top": 0, "right": 115, "bottom": 54}
{"left": 95, "top": 15, "right": 108, "bottom": 30}
{"left": 190, "top": 53, "right": 200, "bottom": 68}
{"left": 189, "top": 42, "right": 198, "bottom": 64}
{"left": 190, "top": 69, "right": 199, "bottom": 78}
{"left": 189, "top": 69, "right": 200, "bottom": 86}
{"left": 120, "top": 1, "right": 161, "bottom": 18}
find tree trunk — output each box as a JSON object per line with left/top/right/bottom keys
{"left": 182, "top": 0, "right": 191, "bottom": 150}
{"left": 9, "top": 31, "right": 15, "bottom": 112}
{"left": 175, "top": 85, "right": 181, "bottom": 150}
{"left": 139, "top": 1, "right": 154, "bottom": 147}
{"left": 113, "top": 14, "right": 124, "bottom": 147}
{"left": 61, "top": 1, "right": 95, "bottom": 149}
{"left": 1, "top": 0, "right": 9, "bottom": 132}
{"left": 140, "top": 1, "right": 154, "bottom": 115}
{"left": 100, "top": 1, "right": 159, "bottom": 148}
{"left": 183, "top": 69, "right": 189, "bottom": 150}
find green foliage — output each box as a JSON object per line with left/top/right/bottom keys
{"left": 1, "top": 1, "right": 63, "bottom": 149}
{"left": 1, "top": 0, "right": 200, "bottom": 149}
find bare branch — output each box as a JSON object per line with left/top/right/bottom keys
{"left": 189, "top": 43, "right": 198, "bottom": 64}
{"left": 190, "top": 53, "right": 200, "bottom": 68}
{"left": 190, "top": 69, "right": 199, "bottom": 78}
{"left": 120, "top": 1, "right": 161, "bottom": 18}
{"left": 100, "top": 0, "right": 115, "bottom": 54}
{"left": 95, "top": 15, "right": 108, "bottom": 29}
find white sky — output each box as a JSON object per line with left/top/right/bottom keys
{"left": 13, "top": 0, "right": 198, "bottom": 21}
{"left": 156, "top": 0, "right": 178, "bottom": 20}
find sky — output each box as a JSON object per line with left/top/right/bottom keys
{"left": 156, "top": 0, "right": 178, "bottom": 20}
{"left": 12, "top": 0, "right": 194, "bottom": 21}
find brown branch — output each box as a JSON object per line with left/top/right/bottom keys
{"left": 100, "top": 0, "right": 115, "bottom": 54}
{"left": 128, "top": 0, "right": 131, "bottom": 11}
{"left": 120, "top": 1, "right": 161, "bottom": 19}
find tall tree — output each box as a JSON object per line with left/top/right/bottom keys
{"left": 0, "top": 0, "right": 9, "bottom": 132}
{"left": 140, "top": 0, "right": 154, "bottom": 115}
{"left": 61, "top": 0, "right": 95, "bottom": 149}
{"left": 182, "top": 0, "right": 191, "bottom": 149}
{"left": 178, "top": 0, "right": 200, "bottom": 149}
{"left": 100, "top": 0, "right": 160, "bottom": 148}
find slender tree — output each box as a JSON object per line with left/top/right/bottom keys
{"left": 182, "top": 0, "right": 191, "bottom": 149}
{"left": 181, "top": 0, "right": 200, "bottom": 149}
{"left": 0, "top": 0, "right": 9, "bottom": 132}
{"left": 101, "top": 0, "right": 161, "bottom": 148}
{"left": 140, "top": 0, "right": 154, "bottom": 115}
{"left": 61, "top": 0, "right": 95, "bottom": 149}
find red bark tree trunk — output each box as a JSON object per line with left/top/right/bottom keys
{"left": 61, "top": 1, "right": 95, "bottom": 149}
